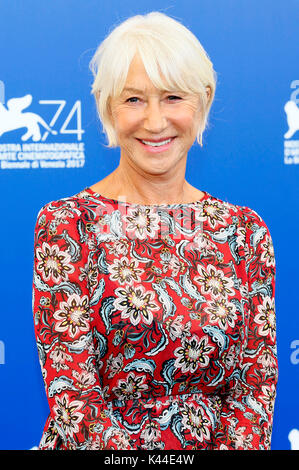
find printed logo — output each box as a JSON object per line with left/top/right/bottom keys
{"left": 284, "top": 80, "right": 299, "bottom": 164}
{"left": 290, "top": 339, "right": 299, "bottom": 365}
{"left": 0, "top": 94, "right": 57, "bottom": 141}
{"left": 0, "top": 80, "right": 85, "bottom": 170}
{"left": 288, "top": 429, "right": 299, "bottom": 450}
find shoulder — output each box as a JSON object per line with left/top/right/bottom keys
{"left": 206, "top": 192, "right": 271, "bottom": 229}
{"left": 35, "top": 189, "right": 92, "bottom": 223}
{"left": 34, "top": 190, "right": 96, "bottom": 242}
{"left": 204, "top": 192, "right": 274, "bottom": 253}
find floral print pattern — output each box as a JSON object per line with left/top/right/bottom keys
{"left": 32, "top": 187, "right": 278, "bottom": 450}
{"left": 36, "top": 241, "right": 75, "bottom": 283}
{"left": 113, "top": 284, "right": 159, "bottom": 326}
{"left": 174, "top": 335, "right": 215, "bottom": 373}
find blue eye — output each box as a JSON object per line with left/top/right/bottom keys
{"left": 126, "top": 97, "right": 139, "bottom": 103}
{"left": 167, "top": 95, "right": 182, "bottom": 101}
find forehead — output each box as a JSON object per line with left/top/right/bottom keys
{"left": 124, "top": 55, "right": 165, "bottom": 91}
{"left": 118, "top": 53, "right": 181, "bottom": 96}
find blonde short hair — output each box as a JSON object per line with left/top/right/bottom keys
{"left": 89, "top": 11, "right": 217, "bottom": 147}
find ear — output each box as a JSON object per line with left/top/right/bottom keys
{"left": 106, "top": 96, "right": 114, "bottom": 125}
{"left": 206, "top": 86, "right": 211, "bottom": 102}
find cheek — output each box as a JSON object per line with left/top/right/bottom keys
{"left": 172, "top": 110, "right": 201, "bottom": 136}
{"left": 113, "top": 109, "right": 141, "bottom": 135}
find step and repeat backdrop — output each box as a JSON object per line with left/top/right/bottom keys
{"left": 0, "top": 0, "right": 298, "bottom": 450}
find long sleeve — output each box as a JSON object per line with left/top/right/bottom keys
{"left": 214, "top": 208, "right": 278, "bottom": 450}
{"left": 32, "top": 198, "right": 133, "bottom": 450}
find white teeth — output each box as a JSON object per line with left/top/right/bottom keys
{"left": 141, "top": 138, "right": 172, "bottom": 147}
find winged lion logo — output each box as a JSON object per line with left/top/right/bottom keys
{"left": 0, "top": 94, "right": 57, "bottom": 141}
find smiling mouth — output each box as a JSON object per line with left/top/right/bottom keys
{"left": 137, "top": 137, "right": 176, "bottom": 147}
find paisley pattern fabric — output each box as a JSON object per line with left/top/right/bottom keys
{"left": 32, "top": 186, "right": 278, "bottom": 450}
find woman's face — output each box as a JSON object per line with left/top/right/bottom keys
{"left": 108, "top": 54, "right": 205, "bottom": 176}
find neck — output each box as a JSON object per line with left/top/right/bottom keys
{"left": 104, "top": 161, "right": 193, "bottom": 205}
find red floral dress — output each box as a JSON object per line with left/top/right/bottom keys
{"left": 32, "top": 187, "right": 278, "bottom": 450}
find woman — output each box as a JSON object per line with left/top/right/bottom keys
{"left": 32, "top": 12, "right": 278, "bottom": 450}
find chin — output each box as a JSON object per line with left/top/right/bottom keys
{"left": 128, "top": 150, "right": 183, "bottom": 175}
{"left": 145, "top": 166, "right": 176, "bottom": 177}
{"left": 142, "top": 156, "right": 173, "bottom": 168}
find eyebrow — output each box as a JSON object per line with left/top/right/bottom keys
{"left": 120, "top": 87, "right": 188, "bottom": 98}
{"left": 121, "top": 87, "right": 148, "bottom": 95}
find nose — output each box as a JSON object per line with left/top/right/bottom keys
{"left": 143, "top": 99, "right": 167, "bottom": 134}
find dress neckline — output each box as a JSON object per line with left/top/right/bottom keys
{"left": 83, "top": 186, "right": 210, "bottom": 208}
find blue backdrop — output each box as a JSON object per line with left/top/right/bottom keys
{"left": 0, "top": 0, "right": 298, "bottom": 450}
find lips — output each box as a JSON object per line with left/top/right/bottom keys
{"left": 137, "top": 137, "right": 176, "bottom": 147}
{"left": 136, "top": 136, "right": 176, "bottom": 153}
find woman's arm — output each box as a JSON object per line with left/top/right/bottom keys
{"left": 32, "top": 198, "right": 132, "bottom": 450}
{"left": 214, "top": 208, "right": 278, "bottom": 450}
